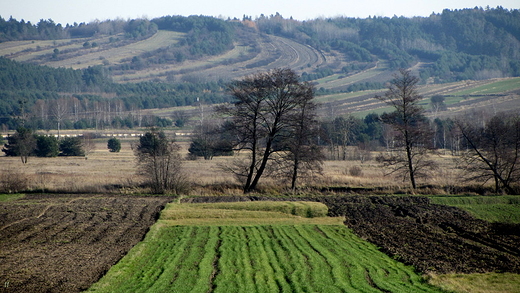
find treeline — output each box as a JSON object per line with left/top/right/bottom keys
{"left": 317, "top": 114, "right": 461, "bottom": 161}
{"left": 189, "top": 112, "right": 469, "bottom": 162}
{"left": 0, "top": 17, "right": 157, "bottom": 41}
{"left": 253, "top": 7, "right": 520, "bottom": 81}
{"left": 0, "top": 57, "right": 230, "bottom": 129}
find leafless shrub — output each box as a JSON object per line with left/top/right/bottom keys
{"left": 349, "top": 166, "right": 363, "bottom": 177}
{"left": 0, "top": 166, "right": 29, "bottom": 193}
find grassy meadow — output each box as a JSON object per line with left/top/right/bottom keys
{"left": 87, "top": 201, "right": 443, "bottom": 292}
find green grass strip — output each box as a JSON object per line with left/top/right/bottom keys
{"left": 430, "top": 195, "right": 520, "bottom": 223}
{"left": 0, "top": 194, "right": 25, "bottom": 202}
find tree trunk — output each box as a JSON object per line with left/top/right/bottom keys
{"left": 291, "top": 157, "right": 299, "bottom": 190}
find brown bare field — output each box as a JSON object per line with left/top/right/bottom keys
{"left": 0, "top": 194, "right": 172, "bottom": 292}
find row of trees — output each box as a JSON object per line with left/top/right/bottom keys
{"left": 1, "top": 128, "right": 123, "bottom": 161}
{"left": 0, "top": 16, "right": 157, "bottom": 41}
{"left": 1, "top": 127, "right": 85, "bottom": 162}
{"left": 186, "top": 69, "right": 519, "bottom": 194}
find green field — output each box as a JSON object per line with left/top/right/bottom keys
{"left": 87, "top": 201, "right": 442, "bottom": 292}
{"left": 450, "top": 77, "right": 520, "bottom": 96}
{"left": 430, "top": 195, "right": 520, "bottom": 223}
{"left": 0, "top": 194, "right": 24, "bottom": 202}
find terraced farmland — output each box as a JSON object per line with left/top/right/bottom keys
{"left": 0, "top": 31, "right": 185, "bottom": 69}
{"left": 129, "top": 34, "right": 330, "bottom": 83}
{"left": 315, "top": 77, "right": 520, "bottom": 118}
{"left": 87, "top": 201, "right": 442, "bottom": 292}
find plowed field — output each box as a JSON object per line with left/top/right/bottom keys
{"left": 0, "top": 194, "right": 172, "bottom": 293}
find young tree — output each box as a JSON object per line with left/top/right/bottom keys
{"left": 82, "top": 133, "right": 97, "bottom": 159}
{"left": 59, "top": 137, "right": 84, "bottom": 156}
{"left": 375, "top": 69, "right": 435, "bottom": 189}
{"left": 35, "top": 135, "right": 59, "bottom": 157}
{"left": 50, "top": 98, "right": 69, "bottom": 139}
{"left": 220, "top": 68, "right": 317, "bottom": 192}
{"left": 134, "top": 128, "right": 186, "bottom": 194}
{"left": 2, "top": 127, "right": 36, "bottom": 164}
{"left": 456, "top": 114, "right": 520, "bottom": 194}
{"left": 107, "top": 137, "right": 121, "bottom": 152}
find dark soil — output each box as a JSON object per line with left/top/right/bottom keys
{"left": 184, "top": 195, "right": 520, "bottom": 274}
{"left": 318, "top": 196, "right": 520, "bottom": 274}
{"left": 0, "top": 194, "right": 172, "bottom": 293}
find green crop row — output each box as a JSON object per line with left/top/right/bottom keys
{"left": 88, "top": 224, "right": 442, "bottom": 292}
{"left": 450, "top": 77, "right": 520, "bottom": 96}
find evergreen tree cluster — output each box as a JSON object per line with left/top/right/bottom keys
{"left": 2, "top": 127, "right": 84, "bottom": 160}
{"left": 0, "top": 57, "right": 231, "bottom": 129}
{"left": 0, "top": 16, "right": 158, "bottom": 41}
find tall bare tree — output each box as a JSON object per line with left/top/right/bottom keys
{"left": 50, "top": 98, "right": 69, "bottom": 139}
{"left": 82, "top": 133, "right": 97, "bottom": 159}
{"left": 456, "top": 114, "right": 520, "bottom": 194}
{"left": 282, "top": 97, "right": 324, "bottom": 190}
{"left": 220, "top": 68, "right": 317, "bottom": 193}
{"left": 375, "top": 69, "right": 435, "bottom": 189}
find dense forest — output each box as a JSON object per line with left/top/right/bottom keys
{"left": 0, "top": 57, "right": 230, "bottom": 129}
{"left": 0, "top": 7, "right": 519, "bottom": 130}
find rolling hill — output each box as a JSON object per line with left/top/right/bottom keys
{"left": 1, "top": 8, "right": 519, "bottom": 123}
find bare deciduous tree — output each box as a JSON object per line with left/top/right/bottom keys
{"left": 456, "top": 114, "right": 520, "bottom": 194}
{"left": 280, "top": 96, "right": 324, "bottom": 190}
{"left": 82, "top": 133, "right": 97, "bottom": 159}
{"left": 134, "top": 128, "right": 187, "bottom": 194}
{"left": 220, "top": 68, "right": 319, "bottom": 192}
{"left": 375, "top": 69, "right": 436, "bottom": 189}
{"left": 50, "top": 98, "right": 69, "bottom": 139}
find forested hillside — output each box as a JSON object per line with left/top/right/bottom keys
{"left": 0, "top": 7, "right": 519, "bottom": 130}
{"left": 254, "top": 7, "right": 520, "bottom": 81}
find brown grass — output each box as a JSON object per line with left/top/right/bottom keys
{"left": 0, "top": 140, "right": 140, "bottom": 193}
{"left": 0, "top": 138, "right": 491, "bottom": 195}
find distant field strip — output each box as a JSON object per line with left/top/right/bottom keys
{"left": 87, "top": 202, "right": 442, "bottom": 292}
{"left": 449, "top": 77, "right": 520, "bottom": 96}
{"left": 318, "top": 61, "right": 389, "bottom": 90}
{"left": 430, "top": 196, "right": 520, "bottom": 223}
{"left": 46, "top": 30, "right": 184, "bottom": 69}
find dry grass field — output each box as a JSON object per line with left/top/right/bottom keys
{"left": 0, "top": 136, "right": 473, "bottom": 195}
